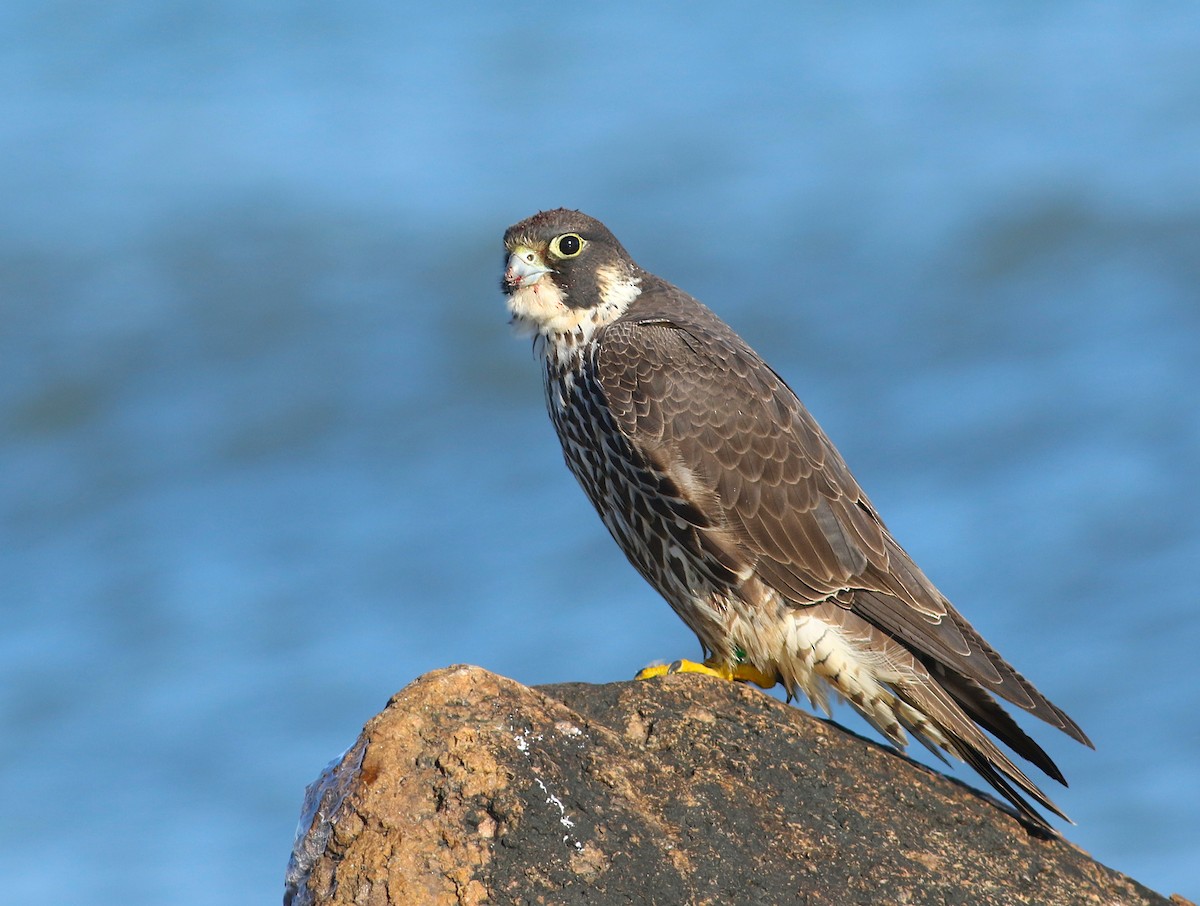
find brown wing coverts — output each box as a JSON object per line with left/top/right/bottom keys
{"left": 596, "top": 277, "right": 1091, "bottom": 748}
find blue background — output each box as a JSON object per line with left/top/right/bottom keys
{"left": 2, "top": 3, "right": 1198, "bottom": 902}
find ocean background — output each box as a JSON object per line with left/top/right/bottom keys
{"left": 2, "top": 3, "right": 1198, "bottom": 902}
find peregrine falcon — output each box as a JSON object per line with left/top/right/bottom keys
{"left": 501, "top": 207, "right": 1092, "bottom": 832}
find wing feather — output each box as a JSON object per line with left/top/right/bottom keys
{"left": 595, "top": 292, "right": 1089, "bottom": 745}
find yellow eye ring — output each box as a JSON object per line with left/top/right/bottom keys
{"left": 550, "top": 233, "right": 585, "bottom": 258}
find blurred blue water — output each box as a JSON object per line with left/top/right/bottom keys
{"left": 1, "top": 3, "right": 1197, "bottom": 902}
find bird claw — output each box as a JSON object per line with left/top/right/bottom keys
{"left": 635, "top": 657, "right": 777, "bottom": 690}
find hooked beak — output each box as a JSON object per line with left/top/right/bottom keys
{"left": 503, "top": 247, "right": 552, "bottom": 293}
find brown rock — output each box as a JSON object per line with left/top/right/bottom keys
{"left": 285, "top": 665, "right": 1174, "bottom": 906}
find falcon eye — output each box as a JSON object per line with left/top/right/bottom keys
{"left": 550, "top": 233, "right": 585, "bottom": 259}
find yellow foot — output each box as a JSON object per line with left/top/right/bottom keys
{"left": 635, "top": 657, "right": 777, "bottom": 690}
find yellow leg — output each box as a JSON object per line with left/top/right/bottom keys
{"left": 635, "top": 656, "right": 777, "bottom": 690}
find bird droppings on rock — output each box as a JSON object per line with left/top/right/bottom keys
{"left": 285, "top": 665, "right": 1172, "bottom": 906}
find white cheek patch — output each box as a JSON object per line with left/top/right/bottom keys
{"left": 594, "top": 264, "right": 642, "bottom": 314}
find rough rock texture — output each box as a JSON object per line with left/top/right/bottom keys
{"left": 285, "top": 665, "right": 1178, "bottom": 906}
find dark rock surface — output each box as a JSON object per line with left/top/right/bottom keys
{"left": 285, "top": 665, "right": 1179, "bottom": 906}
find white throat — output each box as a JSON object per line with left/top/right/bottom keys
{"left": 508, "top": 264, "right": 642, "bottom": 360}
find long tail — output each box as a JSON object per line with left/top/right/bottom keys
{"left": 781, "top": 602, "right": 1078, "bottom": 834}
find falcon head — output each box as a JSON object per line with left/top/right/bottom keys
{"left": 502, "top": 208, "right": 642, "bottom": 338}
